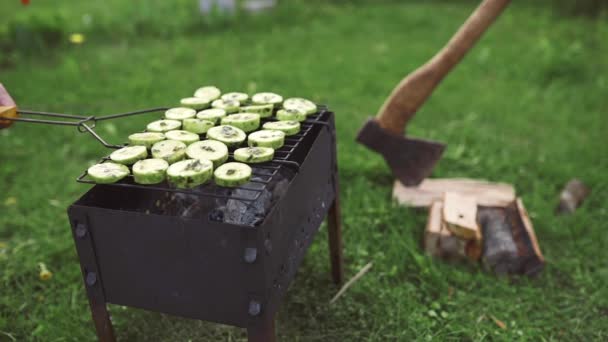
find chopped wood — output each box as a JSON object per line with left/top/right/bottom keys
{"left": 393, "top": 178, "right": 516, "bottom": 208}
{"left": 330, "top": 262, "right": 373, "bottom": 305}
{"left": 478, "top": 207, "right": 519, "bottom": 275}
{"left": 516, "top": 198, "right": 544, "bottom": 263}
{"left": 424, "top": 201, "right": 443, "bottom": 257}
{"left": 479, "top": 199, "right": 544, "bottom": 276}
{"left": 439, "top": 221, "right": 469, "bottom": 260}
{"left": 424, "top": 200, "right": 481, "bottom": 261}
{"left": 556, "top": 178, "right": 590, "bottom": 214}
{"left": 442, "top": 192, "right": 481, "bottom": 241}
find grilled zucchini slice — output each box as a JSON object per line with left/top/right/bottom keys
{"left": 194, "top": 86, "right": 221, "bottom": 101}
{"left": 128, "top": 132, "right": 165, "bottom": 149}
{"left": 151, "top": 140, "right": 187, "bottom": 164}
{"left": 196, "top": 108, "right": 227, "bottom": 124}
{"left": 252, "top": 92, "right": 283, "bottom": 107}
{"left": 262, "top": 120, "right": 300, "bottom": 136}
{"left": 180, "top": 97, "right": 211, "bottom": 110}
{"left": 186, "top": 140, "right": 229, "bottom": 168}
{"left": 248, "top": 130, "right": 285, "bottom": 149}
{"left": 283, "top": 97, "right": 317, "bottom": 115}
{"left": 221, "top": 113, "right": 260, "bottom": 133}
{"left": 132, "top": 158, "right": 169, "bottom": 184}
{"left": 87, "top": 162, "right": 130, "bottom": 184}
{"left": 164, "top": 130, "right": 200, "bottom": 145}
{"left": 165, "top": 107, "right": 197, "bottom": 121}
{"left": 182, "top": 118, "right": 215, "bottom": 134}
{"left": 206, "top": 125, "right": 247, "bottom": 148}
{"left": 167, "top": 159, "right": 213, "bottom": 188}
{"left": 234, "top": 147, "right": 274, "bottom": 163}
{"left": 214, "top": 162, "right": 252, "bottom": 187}
{"left": 147, "top": 119, "right": 182, "bottom": 133}
{"left": 211, "top": 99, "right": 240, "bottom": 113}
{"left": 110, "top": 145, "right": 148, "bottom": 165}
{"left": 276, "top": 108, "right": 307, "bottom": 122}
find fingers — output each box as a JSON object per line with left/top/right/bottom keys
{"left": 0, "top": 83, "right": 16, "bottom": 107}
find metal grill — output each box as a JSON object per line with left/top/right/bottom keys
{"left": 75, "top": 106, "right": 331, "bottom": 204}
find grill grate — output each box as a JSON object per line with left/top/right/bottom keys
{"left": 76, "top": 105, "right": 331, "bottom": 203}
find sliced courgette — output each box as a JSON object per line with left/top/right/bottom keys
{"left": 180, "top": 97, "right": 211, "bottom": 110}
{"left": 196, "top": 108, "right": 227, "bottom": 124}
{"left": 221, "top": 113, "right": 260, "bottom": 133}
{"left": 182, "top": 118, "right": 215, "bottom": 134}
{"left": 164, "top": 130, "right": 200, "bottom": 145}
{"left": 151, "top": 140, "right": 187, "bottom": 164}
{"left": 214, "top": 162, "right": 252, "bottom": 187}
{"left": 276, "top": 108, "right": 307, "bottom": 122}
{"left": 186, "top": 140, "right": 229, "bottom": 168}
{"left": 87, "top": 162, "right": 130, "bottom": 184}
{"left": 167, "top": 159, "right": 214, "bottom": 188}
{"left": 194, "top": 86, "right": 221, "bottom": 101}
{"left": 165, "top": 107, "right": 197, "bottom": 121}
{"left": 211, "top": 99, "right": 240, "bottom": 113}
{"left": 240, "top": 104, "right": 274, "bottom": 118}
{"left": 252, "top": 92, "right": 283, "bottom": 107}
{"left": 262, "top": 120, "right": 301, "bottom": 136}
{"left": 234, "top": 147, "right": 274, "bottom": 163}
{"left": 283, "top": 97, "right": 317, "bottom": 115}
{"left": 132, "top": 158, "right": 169, "bottom": 184}
{"left": 206, "top": 125, "right": 247, "bottom": 148}
{"left": 147, "top": 119, "right": 182, "bottom": 133}
{"left": 248, "top": 130, "right": 285, "bottom": 149}
{"left": 128, "top": 132, "right": 165, "bottom": 149}
{"left": 110, "top": 145, "right": 148, "bottom": 165}
{"left": 221, "top": 92, "right": 249, "bottom": 103}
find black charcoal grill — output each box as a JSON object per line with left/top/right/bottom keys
{"left": 60, "top": 106, "right": 344, "bottom": 341}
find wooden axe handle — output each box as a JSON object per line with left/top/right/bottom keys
{"left": 377, "top": 0, "right": 511, "bottom": 135}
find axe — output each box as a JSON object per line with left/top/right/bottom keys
{"left": 357, "top": 0, "right": 511, "bottom": 186}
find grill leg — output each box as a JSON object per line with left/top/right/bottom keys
{"left": 247, "top": 318, "right": 276, "bottom": 342}
{"left": 327, "top": 196, "right": 344, "bottom": 285}
{"left": 89, "top": 299, "right": 116, "bottom": 342}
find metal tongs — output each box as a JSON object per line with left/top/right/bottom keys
{"left": 0, "top": 106, "right": 168, "bottom": 149}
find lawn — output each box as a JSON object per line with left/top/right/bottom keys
{"left": 1, "top": 0, "right": 607, "bottom": 341}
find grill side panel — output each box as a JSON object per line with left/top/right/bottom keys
{"left": 68, "top": 206, "right": 261, "bottom": 327}
{"left": 255, "top": 113, "right": 337, "bottom": 323}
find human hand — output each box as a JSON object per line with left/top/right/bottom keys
{"left": 0, "top": 83, "right": 16, "bottom": 107}
{"left": 0, "top": 83, "right": 17, "bottom": 128}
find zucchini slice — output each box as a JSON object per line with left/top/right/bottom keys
{"left": 214, "top": 162, "right": 252, "bottom": 187}
{"left": 206, "top": 125, "right": 247, "bottom": 148}
{"left": 234, "top": 147, "right": 274, "bottom": 164}
{"left": 167, "top": 159, "right": 214, "bottom": 188}
{"left": 164, "top": 130, "right": 200, "bottom": 145}
{"left": 165, "top": 107, "right": 197, "bottom": 121}
{"left": 147, "top": 119, "right": 182, "bottom": 133}
{"left": 211, "top": 99, "right": 240, "bottom": 113}
{"left": 110, "top": 145, "right": 148, "bottom": 165}
{"left": 276, "top": 108, "right": 307, "bottom": 122}
{"left": 87, "top": 162, "right": 130, "bottom": 184}
{"left": 240, "top": 104, "right": 274, "bottom": 118}
{"left": 186, "top": 140, "right": 229, "bottom": 168}
{"left": 132, "top": 158, "right": 169, "bottom": 184}
{"left": 221, "top": 92, "right": 249, "bottom": 103}
{"left": 180, "top": 97, "right": 211, "bottom": 110}
{"left": 252, "top": 92, "right": 283, "bottom": 107}
{"left": 128, "top": 132, "right": 165, "bottom": 149}
{"left": 283, "top": 97, "right": 317, "bottom": 115}
{"left": 182, "top": 118, "right": 215, "bottom": 134}
{"left": 221, "top": 113, "right": 260, "bottom": 133}
{"left": 262, "top": 120, "right": 301, "bottom": 136}
{"left": 194, "top": 86, "right": 221, "bottom": 101}
{"left": 151, "top": 140, "right": 187, "bottom": 164}
{"left": 248, "top": 130, "right": 285, "bottom": 149}
{"left": 196, "top": 108, "right": 227, "bottom": 124}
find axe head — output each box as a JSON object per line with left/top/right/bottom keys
{"left": 356, "top": 118, "right": 446, "bottom": 186}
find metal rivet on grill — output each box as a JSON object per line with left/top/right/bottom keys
{"left": 244, "top": 248, "right": 257, "bottom": 263}
{"left": 264, "top": 239, "right": 272, "bottom": 255}
{"left": 75, "top": 224, "right": 87, "bottom": 238}
{"left": 85, "top": 272, "right": 97, "bottom": 286}
{"left": 248, "top": 300, "right": 261, "bottom": 316}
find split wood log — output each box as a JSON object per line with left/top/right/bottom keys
{"left": 442, "top": 192, "right": 481, "bottom": 241}
{"left": 424, "top": 201, "right": 481, "bottom": 261}
{"left": 478, "top": 199, "right": 544, "bottom": 276}
{"left": 556, "top": 179, "right": 590, "bottom": 214}
{"left": 393, "top": 178, "right": 516, "bottom": 208}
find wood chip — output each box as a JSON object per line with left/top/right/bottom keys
{"left": 490, "top": 315, "right": 507, "bottom": 330}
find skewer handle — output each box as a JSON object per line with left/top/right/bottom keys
{"left": 0, "top": 106, "right": 18, "bottom": 128}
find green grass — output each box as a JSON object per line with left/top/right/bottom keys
{"left": 1, "top": 1, "right": 607, "bottom": 341}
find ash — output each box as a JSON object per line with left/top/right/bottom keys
{"left": 215, "top": 168, "right": 293, "bottom": 226}
{"left": 155, "top": 168, "right": 293, "bottom": 226}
